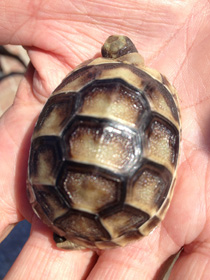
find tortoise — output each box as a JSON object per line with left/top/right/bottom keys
{"left": 27, "top": 35, "right": 181, "bottom": 250}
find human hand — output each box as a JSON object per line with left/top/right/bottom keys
{"left": 0, "top": 1, "right": 210, "bottom": 279}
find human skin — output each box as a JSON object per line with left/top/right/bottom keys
{"left": 0, "top": 0, "right": 210, "bottom": 279}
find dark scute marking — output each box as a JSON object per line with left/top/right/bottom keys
{"left": 146, "top": 113, "right": 180, "bottom": 166}
{"left": 132, "top": 158, "right": 173, "bottom": 184}
{"left": 32, "top": 184, "right": 70, "bottom": 221}
{"left": 101, "top": 204, "right": 150, "bottom": 236}
{"left": 143, "top": 77, "right": 179, "bottom": 123}
{"left": 53, "top": 66, "right": 99, "bottom": 93}
{"left": 63, "top": 114, "right": 139, "bottom": 148}
{"left": 144, "top": 216, "right": 160, "bottom": 233}
{"left": 81, "top": 78, "right": 150, "bottom": 108}
{"left": 121, "top": 230, "right": 143, "bottom": 242}
{"left": 84, "top": 63, "right": 178, "bottom": 125}
{"left": 80, "top": 79, "right": 144, "bottom": 107}
{"left": 65, "top": 63, "right": 179, "bottom": 122}
{"left": 57, "top": 160, "right": 125, "bottom": 182}
{"left": 129, "top": 160, "right": 172, "bottom": 210}
{"left": 34, "top": 93, "right": 76, "bottom": 133}
{"left": 78, "top": 78, "right": 151, "bottom": 128}
{"left": 32, "top": 201, "right": 50, "bottom": 224}
{"left": 29, "top": 136, "right": 63, "bottom": 178}
{"left": 81, "top": 77, "right": 139, "bottom": 92}
{"left": 56, "top": 160, "right": 125, "bottom": 212}
{"left": 62, "top": 115, "right": 140, "bottom": 173}
{"left": 54, "top": 209, "right": 111, "bottom": 242}
{"left": 160, "top": 74, "right": 171, "bottom": 88}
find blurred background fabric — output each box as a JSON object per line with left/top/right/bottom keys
{"left": 0, "top": 45, "right": 31, "bottom": 279}
{"left": 0, "top": 220, "right": 31, "bottom": 279}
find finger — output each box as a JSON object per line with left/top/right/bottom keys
{"left": 169, "top": 242, "right": 210, "bottom": 280}
{"left": 0, "top": 0, "right": 198, "bottom": 55}
{"left": 0, "top": 64, "right": 42, "bottom": 239}
{"left": 86, "top": 228, "right": 180, "bottom": 280}
{"left": 4, "top": 217, "right": 98, "bottom": 280}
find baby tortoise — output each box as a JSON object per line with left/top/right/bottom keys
{"left": 27, "top": 35, "right": 181, "bottom": 250}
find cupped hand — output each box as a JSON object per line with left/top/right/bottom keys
{"left": 0, "top": 1, "right": 210, "bottom": 279}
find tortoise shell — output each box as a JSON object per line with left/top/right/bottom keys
{"left": 27, "top": 35, "right": 181, "bottom": 250}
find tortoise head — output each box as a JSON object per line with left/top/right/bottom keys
{"left": 101, "top": 35, "right": 144, "bottom": 66}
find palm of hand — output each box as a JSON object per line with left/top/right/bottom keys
{"left": 0, "top": 1, "right": 210, "bottom": 279}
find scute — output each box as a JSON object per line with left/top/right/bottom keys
{"left": 66, "top": 119, "right": 139, "bottom": 172}
{"left": 57, "top": 162, "right": 122, "bottom": 213}
{"left": 101, "top": 205, "right": 150, "bottom": 238}
{"left": 32, "top": 184, "right": 69, "bottom": 221}
{"left": 27, "top": 35, "right": 181, "bottom": 250}
{"left": 145, "top": 116, "right": 179, "bottom": 172}
{"left": 126, "top": 166, "right": 171, "bottom": 216}
{"left": 33, "top": 93, "right": 76, "bottom": 139}
{"left": 28, "top": 136, "right": 63, "bottom": 186}
{"left": 54, "top": 210, "right": 111, "bottom": 242}
{"left": 78, "top": 80, "right": 145, "bottom": 127}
